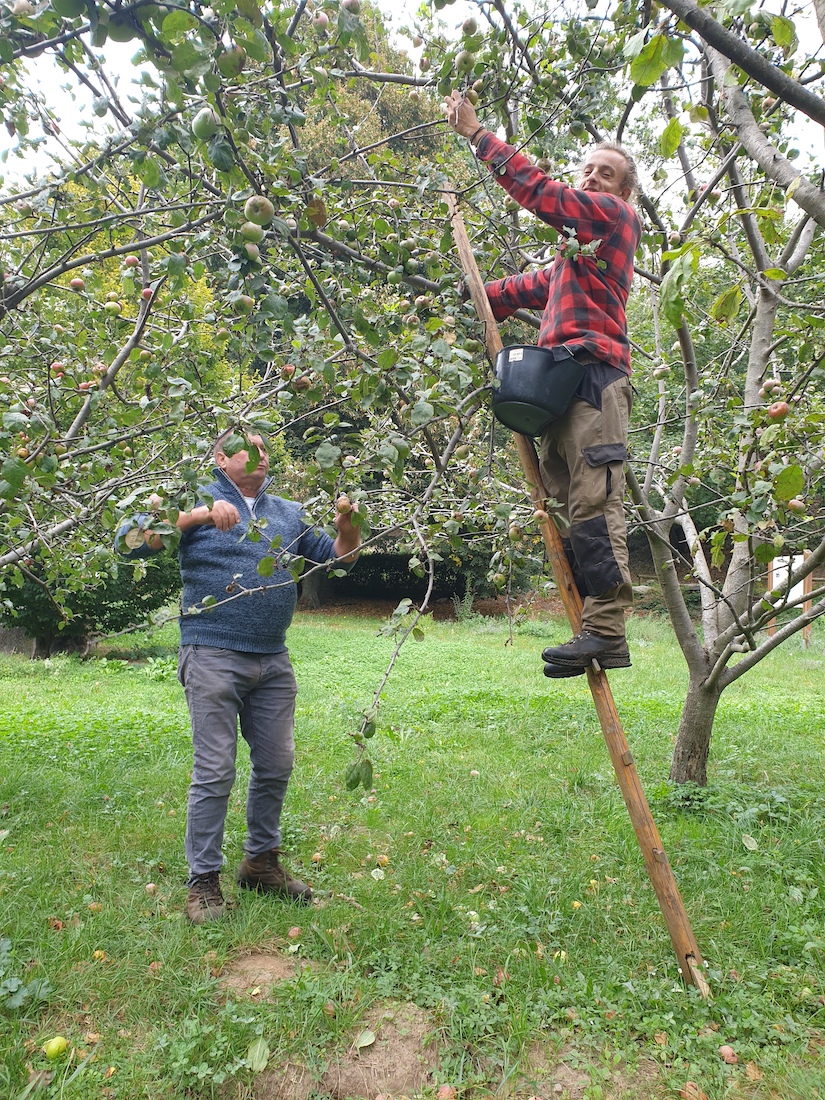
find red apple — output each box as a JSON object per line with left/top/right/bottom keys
{"left": 141, "top": 287, "right": 153, "bottom": 301}
{"left": 124, "top": 255, "right": 140, "bottom": 268}
{"left": 787, "top": 498, "right": 806, "bottom": 515}
{"left": 69, "top": 276, "right": 85, "bottom": 291}
{"left": 312, "top": 11, "right": 329, "bottom": 30}
{"left": 767, "top": 400, "right": 789, "bottom": 421}
{"left": 50, "top": 361, "right": 65, "bottom": 374}
{"left": 281, "top": 363, "right": 296, "bottom": 379}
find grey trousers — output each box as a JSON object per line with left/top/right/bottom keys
{"left": 539, "top": 375, "right": 633, "bottom": 637}
{"left": 177, "top": 645, "right": 298, "bottom": 879}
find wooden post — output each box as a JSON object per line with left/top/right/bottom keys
{"left": 447, "top": 192, "right": 709, "bottom": 996}
{"left": 767, "top": 550, "right": 813, "bottom": 646}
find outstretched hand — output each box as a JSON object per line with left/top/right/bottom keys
{"left": 444, "top": 91, "right": 480, "bottom": 140}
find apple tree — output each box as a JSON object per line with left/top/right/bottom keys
{"left": 2, "top": 0, "right": 825, "bottom": 788}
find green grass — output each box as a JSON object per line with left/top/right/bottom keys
{"left": 2, "top": 610, "right": 825, "bottom": 1098}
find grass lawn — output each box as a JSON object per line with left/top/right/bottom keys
{"left": 1, "top": 609, "right": 825, "bottom": 1099}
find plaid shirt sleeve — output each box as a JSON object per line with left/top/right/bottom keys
{"left": 476, "top": 133, "right": 641, "bottom": 370}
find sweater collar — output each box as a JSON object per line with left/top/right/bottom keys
{"left": 213, "top": 466, "right": 272, "bottom": 504}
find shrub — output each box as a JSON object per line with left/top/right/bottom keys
{"left": 0, "top": 556, "right": 181, "bottom": 658}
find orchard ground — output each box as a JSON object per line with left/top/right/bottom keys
{"left": 2, "top": 605, "right": 825, "bottom": 1099}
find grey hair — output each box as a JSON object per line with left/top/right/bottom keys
{"left": 584, "top": 140, "right": 639, "bottom": 202}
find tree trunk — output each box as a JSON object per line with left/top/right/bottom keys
{"left": 669, "top": 675, "right": 724, "bottom": 786}
{"left": 31, "top": 635, "right": 53, "bottom": 659}
{"left": 298, "top": 569, "right": 330, "bottom": 611}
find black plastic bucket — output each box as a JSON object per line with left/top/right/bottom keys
{"left": 491, "top": 344, "right": 586, "bottom": 436}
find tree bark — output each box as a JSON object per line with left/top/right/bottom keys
{"left": 299, "top": 569, "right": 330, "bottom": 610}
{"left": 669, "top": 675, "right": 724, "bottom": 786}
{"left": 31, "top": 635, "right": 53, "bottom": 659}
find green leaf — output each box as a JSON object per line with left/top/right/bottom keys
{"left": 659, "top": 249, "right": 698, "bottom": 327}
{"left": 166, "top": 253, "right": 187, "bottom": 277}
{"left": 236, "top": 27, "right": 271, "bottom": 63}
{"left": 754, "top": 542, "right": 779, "bottom": 564}
{"left": 136, "top": 156, "right": 161, "bottom": 189}
{"left": 622, "top": 29, "right": 647, "bottom": 62}
{"left": 247, "top": 1037, "right": 269, "bottom": 1073}
{"left": 630, "top": 35, "right": 671, "bottom": 87}
{"left": 411, "top": 400, "right": 434, "bottom": 426}
{"left": 208, "top": 138, "right": 235, "bottom": 173}
{"left": 711, "top": 286, "right": 742, "bottom": 325}
{"left": 345, "top": 762, "right": 361, "bottom": 790}
{"left": 359, "top": 759, "right": 373, "bottom": 789}
{"left": 162, "top": 9, "right": 199, "bottom": 34}
{"left": 770, "top": 15, "right": 797, "bottom": 53}
{"left": 288, "top": 556, "right": 305, "bottom": 582}
{"left": 257, "top": 556, "right": 275, "bottom": 578}
{"left": 316, "top": 441, "right": 341, "bottom": 469}
{"left": 377, "top": 348, "right": 398, "bottom": 370}
{"left": 259, "top": 293, "right": 289, "bottom": 319}
{"left": 762, "top": 268, "right": 787, "bottom": 281}
{"left": 659, "top": 117, "right": 683, "bottom": 158}
{"left": 774, "top": 464, "right": 804, "bottom": 502}
{"left": 1, "top": 458, "right": 28, "bottom": 494}
{"left": 741, "top": 833, "right": 758, "bottom": 851}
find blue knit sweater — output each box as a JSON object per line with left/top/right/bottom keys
{"left": 118, "top": 469, "right": 338, "bottom": 653}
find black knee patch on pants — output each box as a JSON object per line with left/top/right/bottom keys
{"left": 569, "top": 515, "right": 623, "bottom": 596}
{"left": 562, "top": 537, "right": 592, "bottom": 599}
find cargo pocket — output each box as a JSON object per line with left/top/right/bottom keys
{"left": 582, "top": 443, "right": 627, "bottom": 499}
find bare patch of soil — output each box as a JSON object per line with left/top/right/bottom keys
{"left": 218, "top": 950, "right": 317, "bottom": 997}
{"left": 255, "top": 1000, "right": 438, "bottom": 1100}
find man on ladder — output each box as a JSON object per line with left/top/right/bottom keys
{"left": 445, "top": 92, "right": 641, "bottom": 679}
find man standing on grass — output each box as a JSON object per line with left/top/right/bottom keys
{"left": 444, "top": 91, "right": 641, "bottom": 678}
{"left": 118, "top": 430, "right": 360, "bottom": 923}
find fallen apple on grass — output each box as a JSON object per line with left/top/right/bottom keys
{"left": 42, "top": 1036, "right": 70, "bottom": 1060}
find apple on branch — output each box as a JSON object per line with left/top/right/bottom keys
{"left": 244, "top": 195, "right": 275, "bottom": 226}
{"left": 767, "top": 400, "right": 789, "bottom": 421}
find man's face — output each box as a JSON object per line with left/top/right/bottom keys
{"left": 579, "top": 149, "right": 631, "bottom": 200}
{"left": 216, "top": 433, "right": 270, "bottom": 493}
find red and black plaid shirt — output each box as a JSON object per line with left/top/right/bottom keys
{"left": 476, "top": 133, "right": 641, "bottom": 375}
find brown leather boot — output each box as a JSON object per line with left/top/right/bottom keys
{"left": 186, "top": 871, "right": 226, "bottom": 924}
{"left": 237, "top": 849, "right": 312, "bottom": 903}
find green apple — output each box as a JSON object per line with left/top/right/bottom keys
{"left": 241, "top": 221, "right": 265, "bottom": 243}
{"left": 43, "top": 1036, "right": 70, "bottom": 1059}
{"left": 234, "top": 294, "right": 255, "bottom": 315}
{"left": 216, "top": 46, "right": 246, "bottom": 78}
{"left": 456, "top": 50, "right": 476, "bottom": 74}
{"left": 192, "top": 107, "right": 220, "bottom": 141}
{"left": 108, "top": 12, "right": 138, "bottom": 41}
{"left": 243, "top": 195, "right": 275, "bottom": 226}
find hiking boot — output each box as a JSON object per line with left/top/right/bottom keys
{"left": 543, "top": 662, "right": 585, "bottom": 679}
{"left": 237, "top": 849, "right": 312, "bottom": 903}
{"left": 541, "top": 630, "right": 631, "bottom": 670}
{"left": 186, "top": 870, "right": 226, "bottom": 924}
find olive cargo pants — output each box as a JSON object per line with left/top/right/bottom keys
{"left": 539, "top": 375, "right": 633, "bottom": 638}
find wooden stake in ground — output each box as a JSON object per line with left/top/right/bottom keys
{"left": 447, "top": 192, "right": 710, "bottom": 997}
